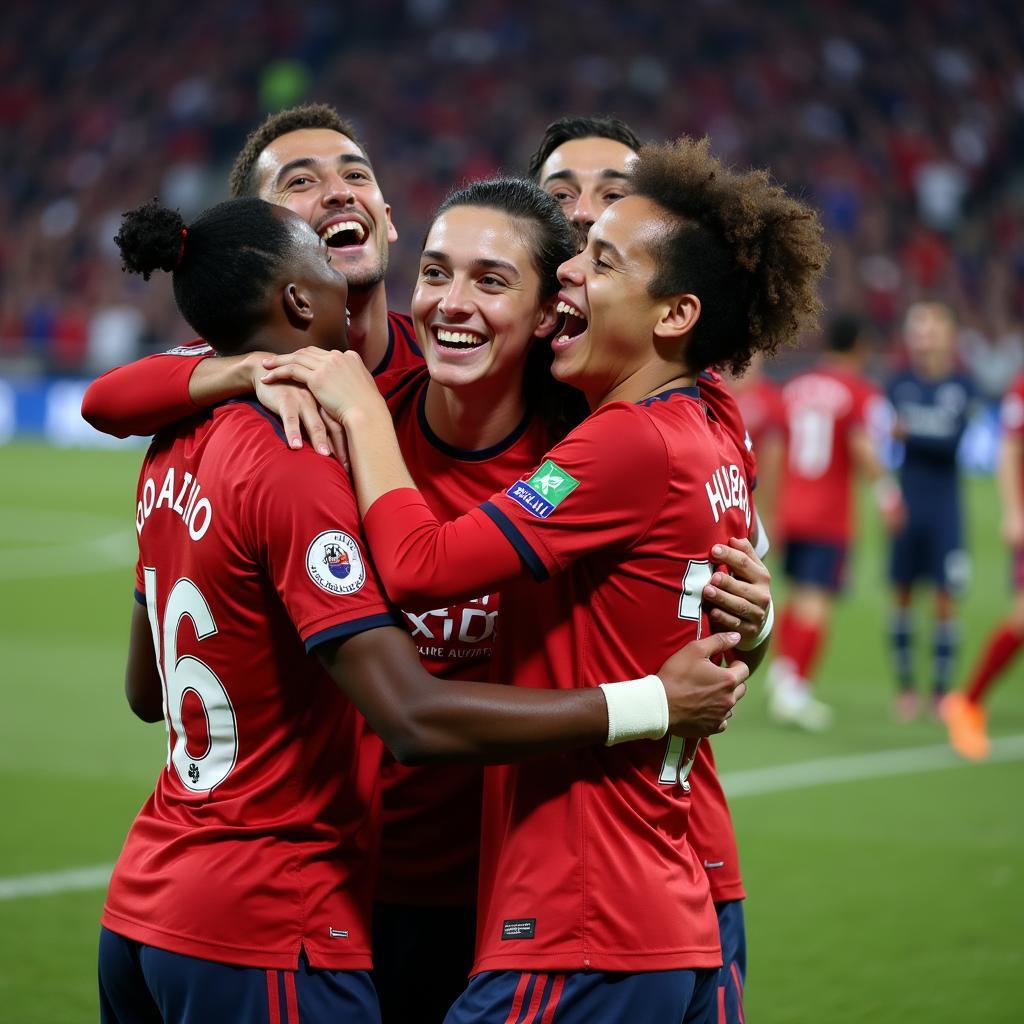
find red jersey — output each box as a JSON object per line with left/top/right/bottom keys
{"left": 700, "top": 368, "right": 758, "bottom": 490}
{"left": 80, "top": 310, "right": 423, "bottom": 438}
{"left": 102, "top": 400, "right": 400, "bottom": 970}
{"left": 362, "top": 388, "right": 752, "bottom": 972}
{"left": 375, "top": 366, "right": 552, "bottom": 907}
{"left": 732, "top": 376, "right": 786, "bottom": 458}
{"left": 777, "top": 364, "right": 881, "bottom": 544}
{"left": 1002, "top": 374, "right": 1024, "bottom": 507}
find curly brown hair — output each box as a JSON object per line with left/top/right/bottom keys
{"left": 228, "top": 103, "right": 366, "bottom": 199}
{"left": 631, "top": 136, "right": 828, "bottom": 375}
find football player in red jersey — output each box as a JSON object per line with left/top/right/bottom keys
{"left": 943, "top": 371, "right": 1024, "bottom": 759}
{"left": 264, "top": 137, "right": 825, "bottom": 1024}
{"left": 529, "top": 115, "right": 770, "bottom": 1024}
{"left": 770, "top": 314, "right": 904, "bottom": 729}
{"left": 100, "top": 195, "right": 751, "bottom": 1024}
{"left": 727, "top": 353, "right": 787, "bottom": 541}
{"left": 82, "top": 104, "right": 422, "bottom": 443}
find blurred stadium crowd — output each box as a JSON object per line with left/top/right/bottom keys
{"left": 3, "top": 0, "right": 1023, "bottom": 389}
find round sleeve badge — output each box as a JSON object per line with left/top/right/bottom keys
{"left": 306, "top": 531, "right": 366, "bottom": 595}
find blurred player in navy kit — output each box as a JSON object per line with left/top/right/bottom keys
{"left": 886, "top": 302, "right": 975, "bottom": 719}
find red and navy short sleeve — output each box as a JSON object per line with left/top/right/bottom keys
{"left": 480, "top": 403, "right": 669, "bottom": 579}
{"left": 244, "top": 440, "right": 401, "bottom": 652}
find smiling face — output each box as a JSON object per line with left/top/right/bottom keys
{"left": 552, "top": 195, "right": 686, "bottom": 403}
{"left": 412, "top": 205, "right": 558, "bottom": 393}
{"left": 274, "top": 208, "right": 350, "bottom": 353}
{"left": 254, "top": 128, "right": 397, "bottom": 292}
{"left": 537, "top": 136, "right": 638, "bottom": 249}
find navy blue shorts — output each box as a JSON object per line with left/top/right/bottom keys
{"left": 783, "top": 539, "right": 848, "bottom": 593}
{"left": 444, "top": 966, "right": 718, "bottom": 1024}
{"left": 715, "top": 901, "right": 746, "bottom": 1024}
{"left": 98, "top": 927, "right": 380, "bottom": 1024}
{"left": 372, "top": 902, "right": 475, "bottom": 1024}
{"left": 889, "top": 514, "right": 968, "bottom": 593}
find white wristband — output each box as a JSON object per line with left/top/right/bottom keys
{"left": 598, "top": 675, "right": 669, "bottom": 746}
{"left": 737, "top": 597, "right": 774, "bottom": 651}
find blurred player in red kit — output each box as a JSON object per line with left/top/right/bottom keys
{"left": 771, "top": 314, "right": 904, "bottom": 730}
{"left": 727, "top": 352, "right": 787, "bottom": 541}
{"left": 944, "top": 370, "right": 1024, "bottom": 758}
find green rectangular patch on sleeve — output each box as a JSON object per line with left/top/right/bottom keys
{"left": 505, "top": 459, "right": 581, "bottom": 519}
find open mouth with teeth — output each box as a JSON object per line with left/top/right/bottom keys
{"left": 321, "top": 220, "right": 367, "bottom": 248}
{"left": 434, "top": 327, "right": 489, "bottom": 351}
{"left": 555, "top": 299, "right": 588, "bottom": 345}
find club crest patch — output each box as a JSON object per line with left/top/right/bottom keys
{"left": 306, "top": 530, "right": 366, "bottom": 595}
{"left": 506, "top": 459, "right": 580, "bottom": 519}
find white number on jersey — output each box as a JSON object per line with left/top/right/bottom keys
{"left": 659, "top": 735, "right": 700, "bottom": 789}
{"left": 678, "top": 559, "right": 712, "bottom": 633}
{"left": 143, "top": 568, "right": 239, "bottom": 793}
{"left": 661, "top": 557, "right": 714, "bottom": 788}
{"left": 788, "top": 406, "right": 835, "bottom": 479}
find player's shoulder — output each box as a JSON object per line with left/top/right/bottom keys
{"left": 376, "top": 363, "right": 429, "bottom": 413}
{"left": 211, "top": 399, "right": 349, "bottom": 482}
{"left": 386, "top": 310, "right": 423, "bottom": 358}
{"left": 160, "top": 337, "right": 214, "bottom": 357}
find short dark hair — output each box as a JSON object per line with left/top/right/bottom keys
{"left": 828, "top": 313, "right": 867, "bottom": 353}
{"left": 434, "top": 177, "right": 575, "bottom": 299}
{"left": 228, "top": 103, "right": 365, "bottom": 198}
{"left": 429, "top": 177, "right": 587, "bottom": 438}
{"left": 631, "top": 137, "right": 828, "bottom": 375}
{"left": 114, "top": 197, "right": 295, "bottom": 354}
{"left": 527, "top": 116, "right": 642, "bottom": 181}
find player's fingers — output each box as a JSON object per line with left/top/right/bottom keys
{"left": 260, "top": 364, "right": 313, "bottom": 386}
{"left": 275, "top": 392, "right": 304, "bottom": 450}
{"left": 704, "top": 583, "right": 761, "bottom": 623}
{"left": 321, "top": 409, "right": 350, "bottom": 470}
{"left": 711, "top": 542, "right": 768, "bottom": 582}
{"left": 299, "top": 398, "right": 332, "bottom": 457}
{"left": 726, "top": 659, "right": 750, "bottom": 686}
{"left": 731, "top": 680, "right": 748, "bottom": 705}
{"left": 708, "top": 607, "right": 743, "bottom": 632}
{"left": 690, "top": 631, "right": 743, "bottom": 659}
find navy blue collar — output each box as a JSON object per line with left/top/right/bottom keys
{"left": 636, "top": 385, "right": 701, "bottom": 407}
{"left": 416, "top": 383, "right": 532, "bottom": 462}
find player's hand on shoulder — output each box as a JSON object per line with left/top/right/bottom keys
{"left": 254, "top": 373, "right": 334, "bottom": 456}
{"left": 704, "top": 537, "right": 771, "bottom": 644}
{"left": 262, "top": 347, "right": 384, "bottom": 426}
{"left": 656, "top": 632, "right": 749, "bottom": 737}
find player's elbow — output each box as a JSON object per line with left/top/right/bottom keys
{"left": 81, "top": 393, "right": 130, "bottom": 438}
{"left": 124, "top": 675, "right": 163, "bottom": 722}
{"left": 376, "top": 715, "right": 448, "bottom": 766}
{"left": 126, "top": 693, "right": 164, "bottom": 723}
{"left": 373, "top": 700, "right": 462, "bottom": 766}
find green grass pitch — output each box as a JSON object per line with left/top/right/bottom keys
{"left": 1, "top": 440, "right": 1022, "bottom": 1022}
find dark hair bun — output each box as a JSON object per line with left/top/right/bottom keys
{"left": 115, "top": 199, "right": 187, "bottom": 281}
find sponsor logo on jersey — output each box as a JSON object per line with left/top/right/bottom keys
{"left": 506, "top": 459, "right": 580, "bottom": 519}
{"left": 306, "top": 531, "right": 366, "bottom": 595}
{"left": 501, "top": 918, "right": 536, "bottom": 940}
